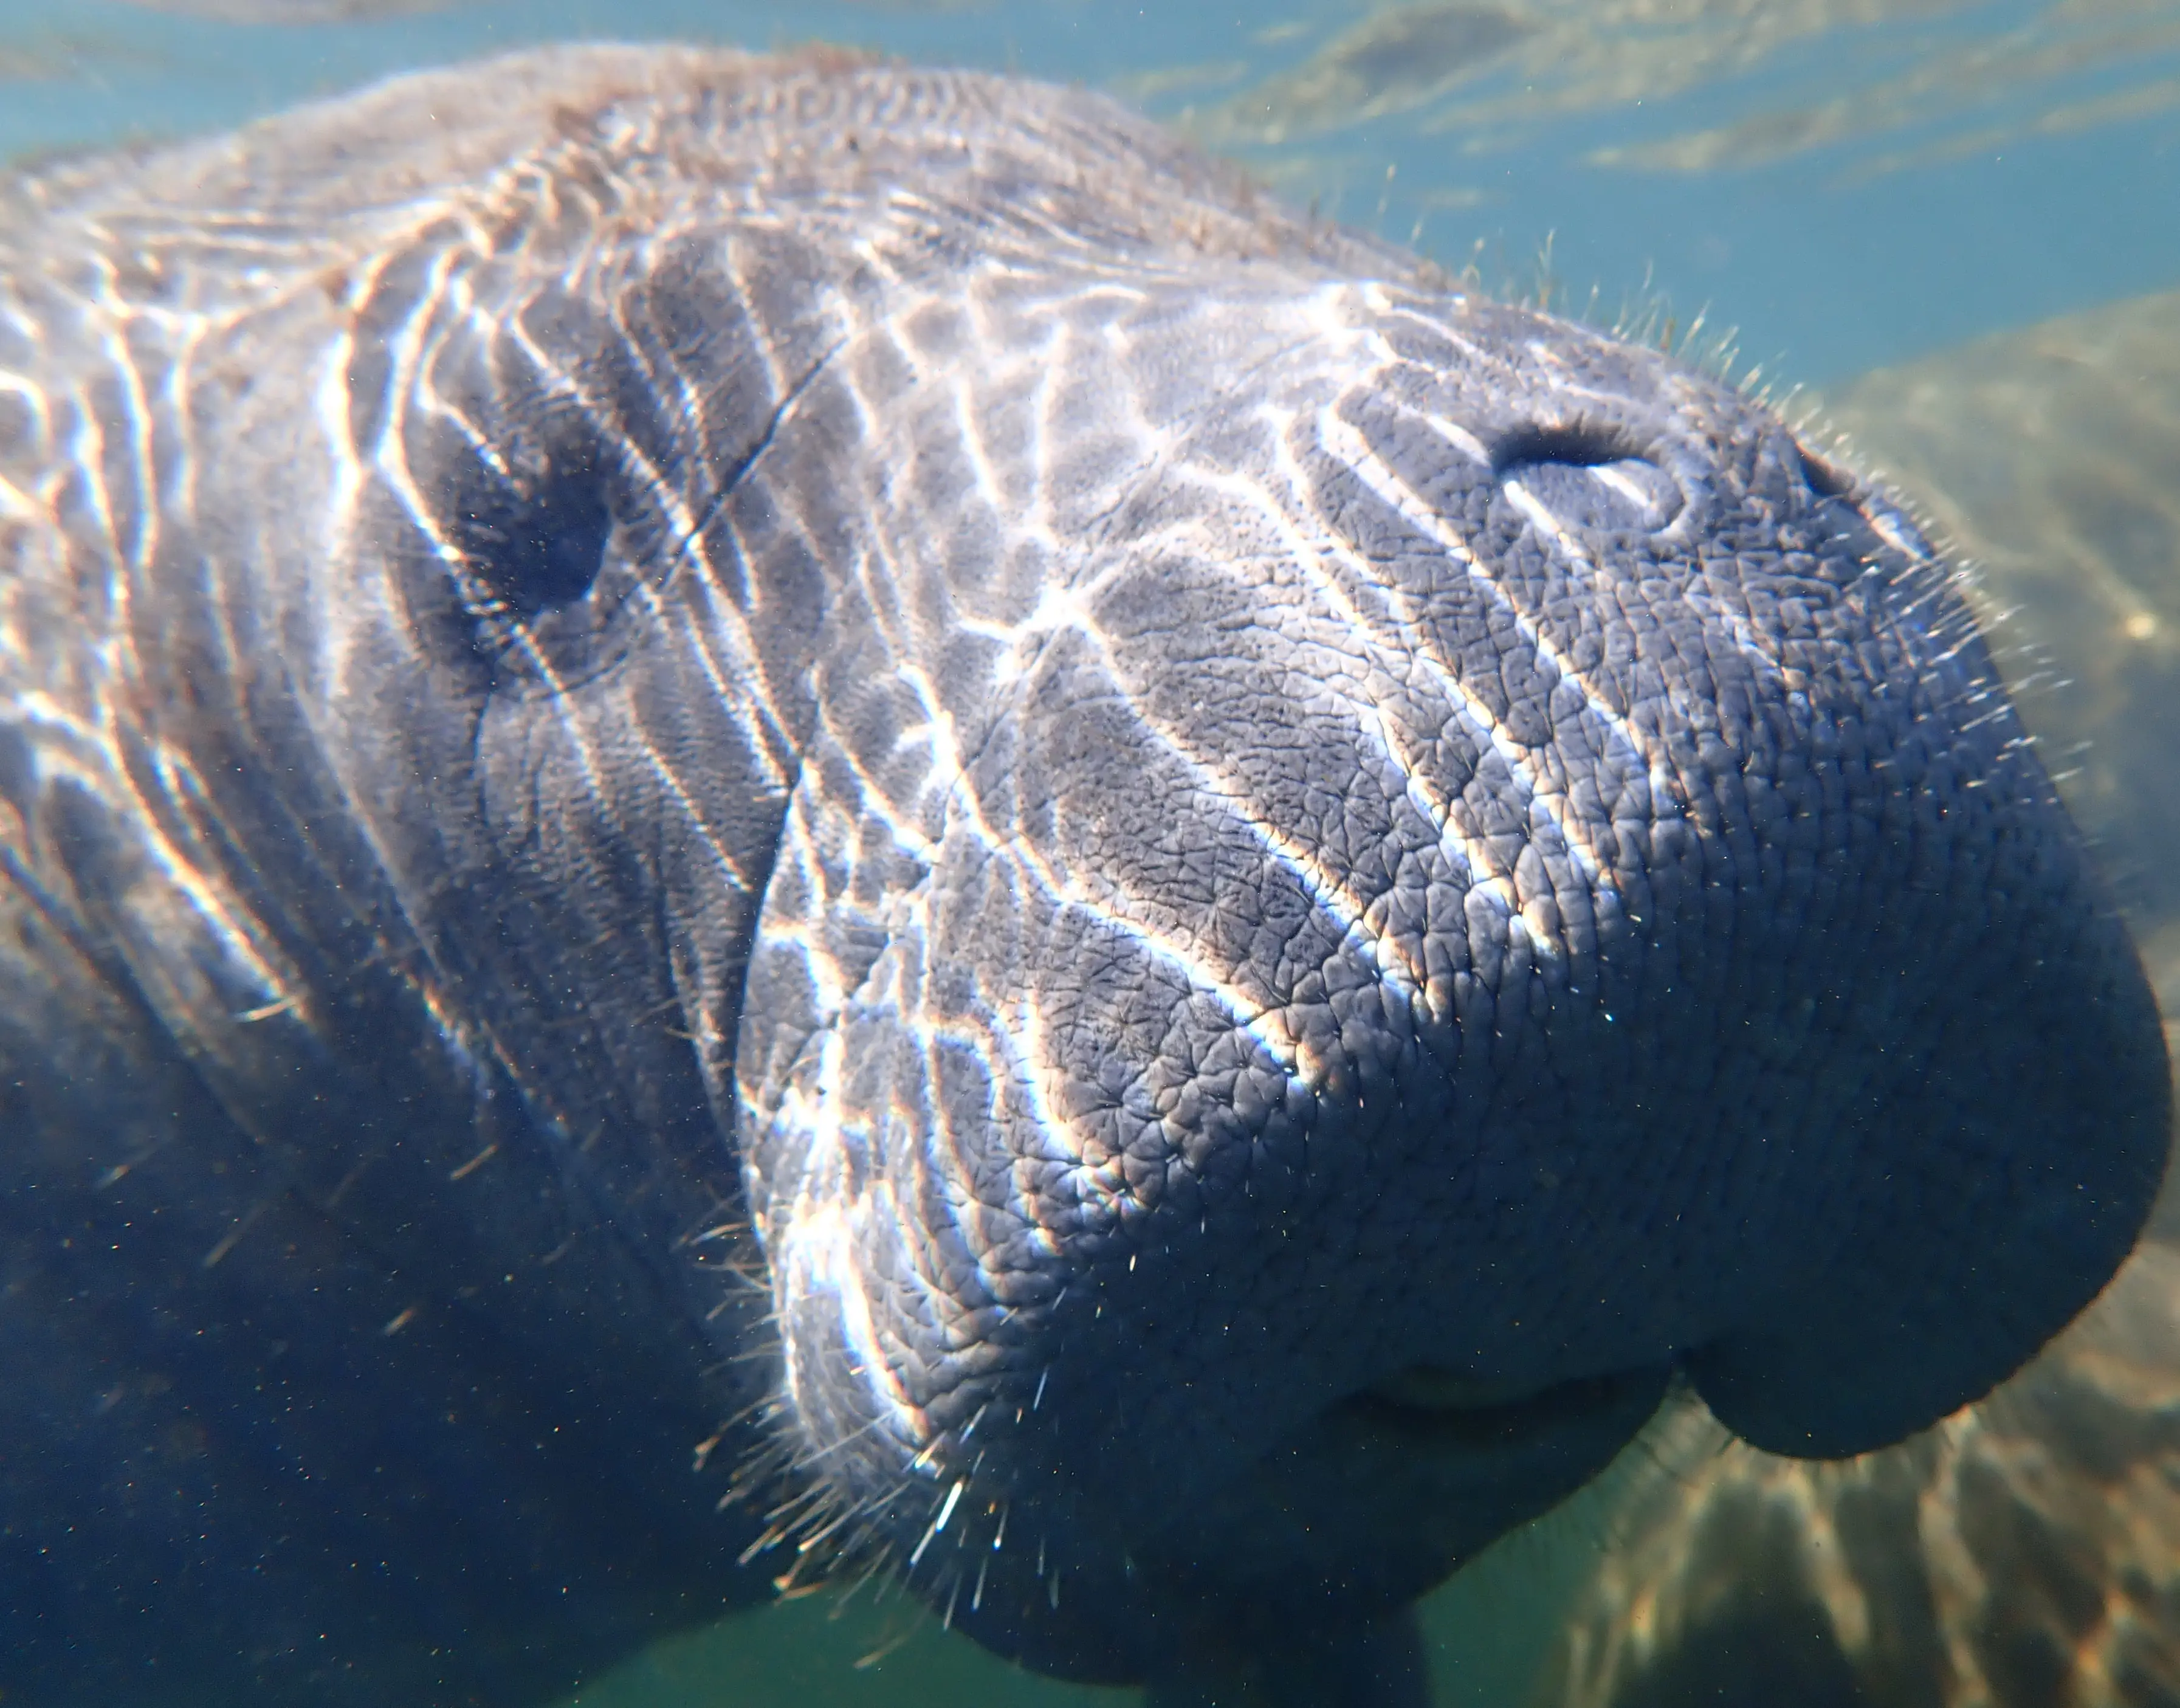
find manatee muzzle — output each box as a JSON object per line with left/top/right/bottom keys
{"left": 731, "top": 283, "right": 2171, "bottom": 1695}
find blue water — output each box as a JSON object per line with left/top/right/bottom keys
{"left": 3, "top": 3, "right": 2175, "bottom": 1704}
{"left": 3, "top": 0, "right": 2178, "bottom": 381}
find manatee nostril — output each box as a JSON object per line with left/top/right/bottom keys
{"left": 1796, "top": 442, "right": 1856, "bottom": 500}
{"left": 1491, "top": 420, "right": 1682, "bottom": 532}
{"left": 1497, "top": 451, "right": 1682, "bottom": 536}
{"left": 1789, "top": 435, "right": 1941, "bottom": 570}
{"left": 1490, "top": 419, "right": 1641, "bottom": 474}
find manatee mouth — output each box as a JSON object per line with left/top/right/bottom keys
{"left": 1112, "top": 1358, "right": 1675, "bottom": 1653}
{"left": 950, "top": 1357, "right": 1675, "bottom": 1684}
{"left": 1345, "top": 1361, "right": 1669, "bottom": 1449}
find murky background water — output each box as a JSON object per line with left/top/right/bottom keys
{"left": 4, "top": 1, "right": 2174, "bottom": 1703}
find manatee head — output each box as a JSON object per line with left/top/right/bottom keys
{"left": 156, "top": 53, "right": 2164, "bottom": 1696}
{"left": 713, "top": 284, "right": 2164, "bottom": 1682}
{"left": 705, "top": 221, "right": 2167, "bottom": 1698}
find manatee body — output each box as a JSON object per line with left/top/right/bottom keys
{"left": 0, "top": 44, "right": 2166, "bottom": 1708}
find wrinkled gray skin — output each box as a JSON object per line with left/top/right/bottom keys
{"left": 0, "top": 43, "right": 2167, "bottom": 1708}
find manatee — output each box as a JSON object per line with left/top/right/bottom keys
{"left": 0, "top": 42, "right": 2167, "bottom": 1708}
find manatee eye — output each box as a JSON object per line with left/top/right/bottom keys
{"left": 461, "top": 464, "right": 611, "bottom": 624}
{"left": 417, "top": 397, "right": 662, "bottom": 694}
{"left": 1494, "top": 421, "right": 1681, "bottom": 533}
{"left": 448, "top": 407, "right": 614, "bottom": 630}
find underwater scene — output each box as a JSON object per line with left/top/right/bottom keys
{"left": 1, "top": 1, "right": 2176, "bottom": 1705}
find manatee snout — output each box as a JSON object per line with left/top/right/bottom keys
{"left": 737, "top": 281, "right": 2170, "bottom": 1681}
